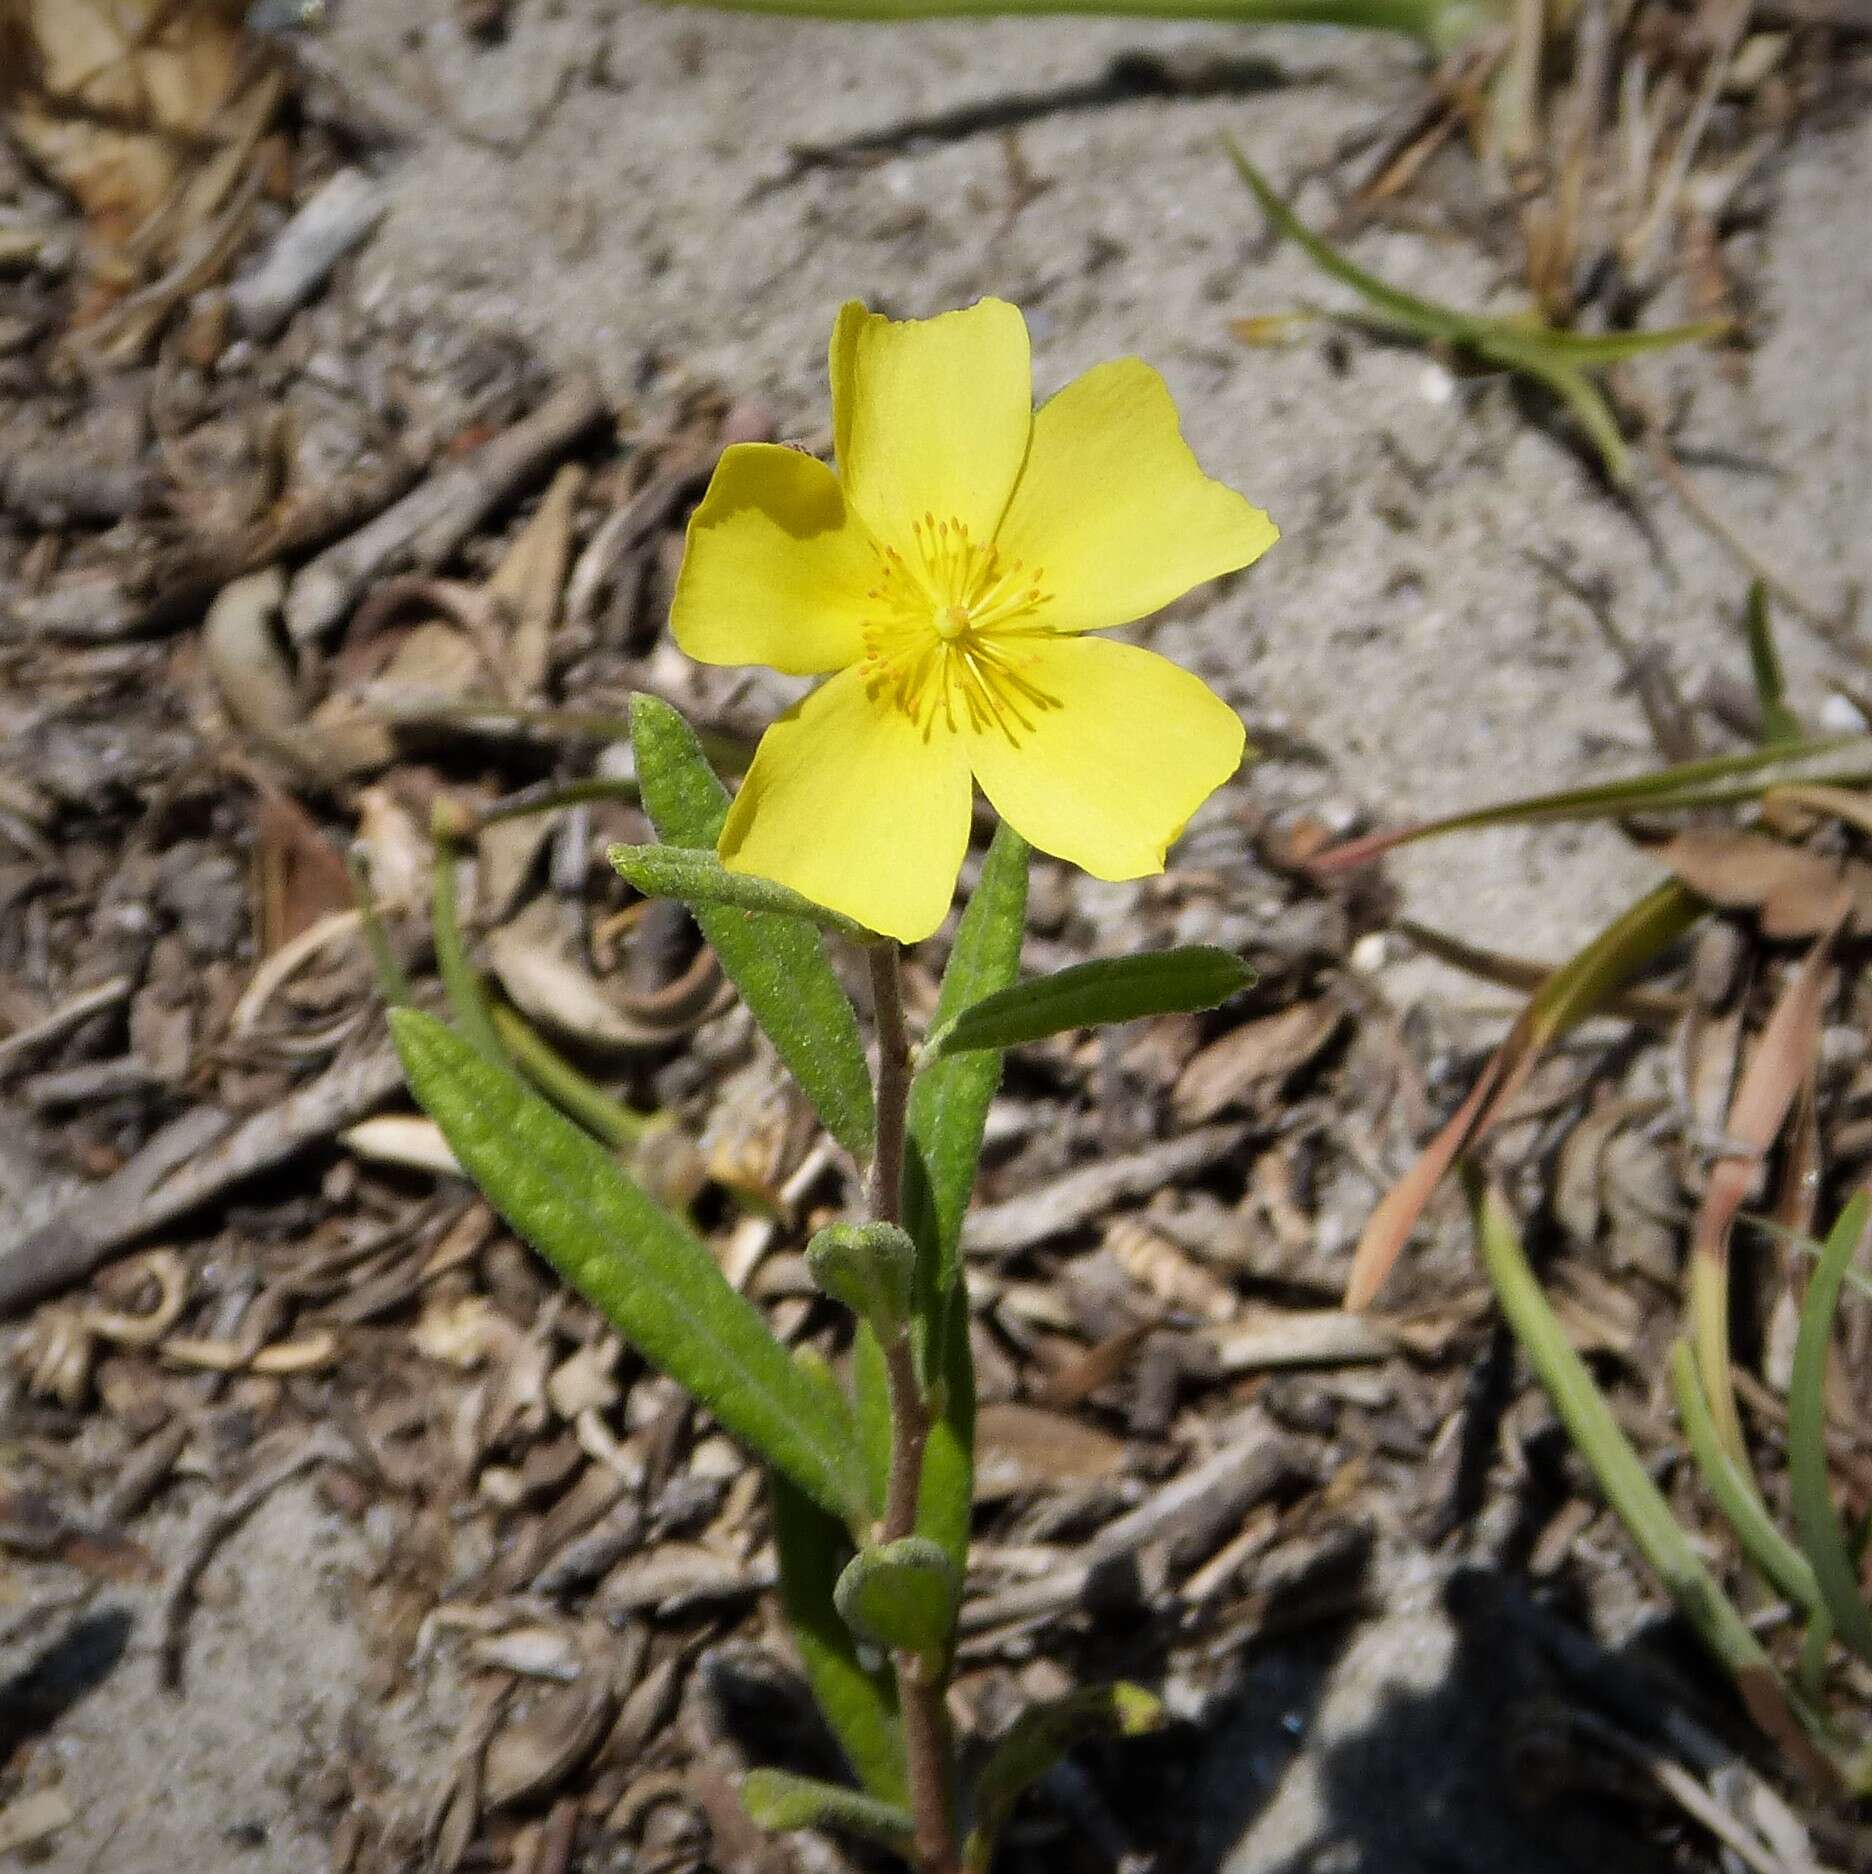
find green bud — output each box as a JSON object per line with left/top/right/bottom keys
{"left": 834, "top": 1537, "right": 958, "bottom": 1660}
{"left": 805, "top": 1221, "right": 916, "bottom": 1337}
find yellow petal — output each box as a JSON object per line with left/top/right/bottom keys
{"left": 830, "top": 298, "right": 1033, "bottom": 554}
{"left": 965, "top": 637, "right": 1244, "bottom": 879}
{"left": 992, "top": 359, "right": 1277, "bottom": 633}
{"left": 719, "top": 663, "right": 973, "bottom": 943}
{"left": 670, "top": 443, "right": 879, "bottom": 675}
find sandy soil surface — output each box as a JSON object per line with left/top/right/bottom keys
{"left": 10, "top": 4, "right": 1870, "bottom": 1871}
{"left": 326, "top": 1, "right": 1870, "bottom": 976}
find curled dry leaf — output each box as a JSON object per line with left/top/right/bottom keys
{"left": 1174, "top": 999, "right": 1343, "bottom": 1124}
{"left": 481, "top": 1677, "right": 617, "bottom": 1808}
{"left": 486, "top": 896, "right": 725, "bottom": 1054}
{"left": 488, "top": 463, "right": 584, "bottom": 698}
{"left": 1105, "top": 1216, "right": 1239, "bottom": 1322}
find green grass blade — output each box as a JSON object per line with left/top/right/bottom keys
{"left": 487, "top": 1000, "right": 654, "bottom": 1149}
{"left": 392, "top": 1008, "right": 867, "bottom": 1523}
{"left": 1670, "top": 1340, "right": 1823, "bottom": 1616}
{"left": 1788, "top": 1191, "right": 1872, "bottom": 1669}
{"left": 1225, "top": 139, "right": 1481, "bottom": 341}
{"left": 1477, "top": 336, "right": 1630, "bottom": 484}
{"left": 1744, "top": 581, "right": 1804, "bottom": 746}
{"left": 430, "top": 812, "right": 508, "bottom": 1065}
{"left": 1312, "top": 734, "right": 1872, "bottom": 871}
{"left": 770, "top": 1473, "right": 907, "bottom": 1805}
{"left": 629, "top": 694, "right": 875, "bottom": 1161}
{"left": 664, "top": 0, "right": 1464, "bottom": 48}
{"left": 1496, "top": 319, "right": 1730, "bottom": 365}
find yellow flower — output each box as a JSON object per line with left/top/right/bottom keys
{"left": 671, "top": 298, "right": 1278, "bottom": 943}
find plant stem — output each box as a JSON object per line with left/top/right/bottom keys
{"left": 866, "top": 940, "right": 959, "bottom": 1874}
{"left": 868, "top": 943, "right": 912, "bottom": 1229}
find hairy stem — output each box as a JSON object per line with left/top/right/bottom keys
{"left": 867, "top": 941, "right": 958, "bottom": 1874}
{"left": 868, "top": 943, "right": 912, "bottom": 1229}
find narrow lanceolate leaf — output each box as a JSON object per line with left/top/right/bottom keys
{"left": 904, "top": 824, "right": 1028, "bottom": 1574}
{"left": 741, "top": 1769, "right": 914, "bottom": 1856}
{"left": 964, "top": 1684, "right": 1165, "bottom": 1874}
{"left": 1670, "top": 1342, "right": 1822, "bottom": 1619}
{"left": 392, "top": 1009, "right": 866, "bottom": 1522}
{"left": 771, "top": 1474, "right": 906, "bottom": 1805}
{"left": 609, "top": 843, "right": 874, "bottom": 941}
{"left": 1745, "top": 581, "right": 1803, "bottom": 747}
{"left": 1789, "top": 1191, "right": 1872, "bottom": 1670}
{"left": 628, "top": 694, "right": 875, "bottom": 1160}
{"left": 928, "top": 947, "right": 1252, "bottom": 1058}
{"left": 905, "top": 822, "right": 1030, "bottom": 1298}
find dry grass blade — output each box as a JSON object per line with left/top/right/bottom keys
{"left": 1687, "top": 923, "right": 1841, "bottom": 1466}
{"left": 1347, "top": 883, "right": 1703, "bottom": 1308}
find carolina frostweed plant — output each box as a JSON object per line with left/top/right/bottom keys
{"left": 392, "top": 298, "right": 1273, "bottom": 1874}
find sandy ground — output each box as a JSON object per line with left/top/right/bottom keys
{"left": 326, "top": 0, "right": 1870, "bottom": 979}
{"left": 14, "top": 3, "right": 1871, "bottom": 1869}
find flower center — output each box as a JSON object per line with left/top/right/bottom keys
{"left": 859, "top": 512, "right": 1061, "bottom": 745}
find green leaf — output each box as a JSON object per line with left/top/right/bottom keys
{"left": 391, "top": 1008, "right": 866, "bottom": 1523}
{"left": 904, "top": 823, "right": 1030, "bottom": 1301}
{"left": 903, "top": 823, "right": 1027, "bottom": 1573}
{"left": 915, "top": 1278, "right": 976, "bottom": 1575}
{"left": 852, "top": 1323, "right": 893, "bottom": 1520}
{"left": 487, "top": 1000, "right": 654, "bottom": 1150}
{"left": 927, "top": 947, "right": 1252, "bottom": 1058}
{"left": 741, "top": 1768, "right": 914, "bottom": 1856}
{"left": 660, "top": 0, "right": 1467, "bottom": 55}
{"left": 1670, "top": 1340, "right": 1822, "bottom": 1617}
{"left": 834, "top": 1538, "right": 959, "bottom": 1660}
{"left": 1744, "top": 581, "right": 1804, "bottom": 746}
{"left": 963, "top": 1684, "right": 1165, "bottom": 1874}
{"left": 807, "top": 1222, "right": 916, "bottom": 1339}
{"left": 609, "top": 842, "right": 874, "bottom": 941}
{"left": 628, "top": 694, "right": 875, "bottom": 1160}
{"left": 1226, "top": 139, "right": 1478, "bottom": 342}
{"left": 1475, "top": 335, "right": 1631, "bottom": 485}
{"left": 1502, "top": 319, "right": 1729, "bottom": 364}
{"left": 1789, "top": 1192, "right": 1872, "bottom": 1669}
{"left": 771, "top": 1473, "right": 907, "bottom": 1805}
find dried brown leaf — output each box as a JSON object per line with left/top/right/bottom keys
{"left": 1656, "top": 827, "right": 1862, "bottom": 939}
{"left": 482, "top": 1678, "right": 616, "bottom": 1808}
{"left": 974, "top": 1401, "right": 1129, "bottom": 1502}
{"left": 1174, "top": 1000, "right": 1343, "bottom": 1124}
